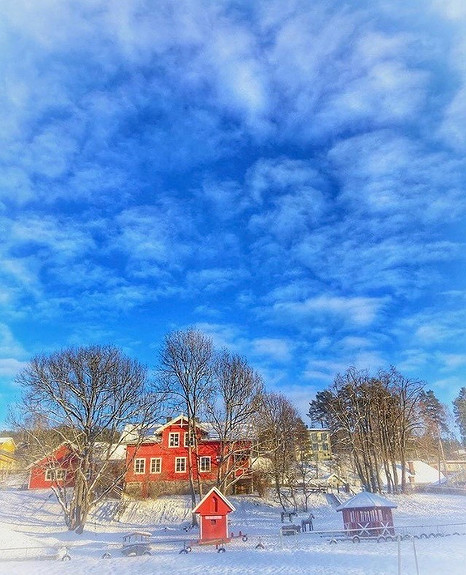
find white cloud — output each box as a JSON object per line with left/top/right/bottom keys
{"left": 251, "top": 338, "right": 293, "bottom": 362}
{"left": 0, "top": 358, "right": 27, "bottom": 378}
{"left": 114, "top": 204, "right": 196, "bottom": 274}
{"left": 432, "top": 0, "right": 466, "bottom": 20}
{"left": 246, "top": 158, "right": 323, "bottom": 204}
{"left": 0, "top": 325, "right": 26, "bottom": 357}
{"left": 438, "top": 353, "right": 466, "bottom": 370}
{"left": 186, "top": 268, "right": 247, "bottom": 294}
{"left": 272, "top": 294, "right": 387, "bottom": 327}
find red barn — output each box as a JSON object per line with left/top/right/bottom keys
{"left": 124, "top": 415, "right": 251, "bottom": 497}
{"left": 193, "top": 487, "right": 235, "bottom": 543}
{"left": 28, "top": 443, "right": 79, "bottom": 490}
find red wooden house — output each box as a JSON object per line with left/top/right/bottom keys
{"left": 124, "top": 415, "right": 251, "bottom": 497}
{"left": 28, "top": 443, "right": 79, "bottom": 490}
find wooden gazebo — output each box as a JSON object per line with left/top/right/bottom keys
{"left": 336, "top": 492, "right": 397, "bottom": 537}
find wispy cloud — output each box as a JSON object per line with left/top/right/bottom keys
{"left": 0, "top": 0, "right": 465, "bottom": 423}
{"left": 270, "top": 295, "right": 387, "bottom": 328}
{"left": 251, "top": 338, "right": 293, "bottom": 363}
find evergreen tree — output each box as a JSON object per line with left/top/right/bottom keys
{"left": 453, "top": 388, "right": 466, "bottom": 446}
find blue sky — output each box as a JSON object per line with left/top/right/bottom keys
{"left": 1, "top": 0, "right": 466, "bottom": 427}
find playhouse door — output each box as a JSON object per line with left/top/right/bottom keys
{"left": 202, "top": 516, "right": 225, "bottom": 540}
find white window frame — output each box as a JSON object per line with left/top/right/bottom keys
{"left": 168, "top": 432, "right": 180, "bottom": 448}
{"left": 175, "top": 457, "right": 186, "bottom": 473}
{"left": 150, "top": 457, "right": 162, "bottom": 474}
{"left": 134, "top": 458, "right": 146, "bottom": 474}
{"left": 184, "top": 432, "right": 195, "bottom": 447}
{"left": 233, "top": 450, "right": 248, "bottom": 463}
{"left": 199, "top": 456, "right": 211, "bottom": 473}
{"left": 45, "top": 468, "right": 66, "bottom": 481}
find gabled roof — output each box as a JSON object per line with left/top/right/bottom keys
{"left": 192, "top": 486, "right": 236, "bottom": 514}
{"left": 336, "top": 491, "right": 397, "bottom": 511}
{"left": 0, "top": 437, "right": 15, "bottom": 446}
{"left": 155, "top": 415, "right": 208, "bottom": 435}
{"left": 379, "top": 460, "right": 447, "bottom": 486}
{"left": 26, "top": 442, "right": 78, "bottom": 470}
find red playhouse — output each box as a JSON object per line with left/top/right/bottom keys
{"left": 336, "top": 491, "right": 397, "bottom": 538}
{"left": 193, "top": 487, "right": 235, "bottom": 544}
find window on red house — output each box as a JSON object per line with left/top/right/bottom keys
{"left": 169, "top": 432, "right": 180, "bottom": 447}
{"left": 45, "top": 468, "right": 66, "bottom": 481}
{"left": 184, "top": 432, "right": 195, "bottom": 447}
{"left": 134, "top": 458, "right": 146, "bottom": 474}
{"left": 150, "top": 457, "right": 162, "bottom": 473}
{"left": 199, "top": 456, "right": 211, "bottom": 472}
{"left": 175, "top": 457, "right": 186, "bottom": 473}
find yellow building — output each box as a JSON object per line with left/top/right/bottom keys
{"left": 308, "top": 428, "right": 332, "bottom": 460}
{"left": 0, "top": 437, "right": 17, "bottom": 473}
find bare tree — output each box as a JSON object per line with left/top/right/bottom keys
{"left": 256, "top": 392, "right": 305, "bottom": 510}
{"left": 13, "top": 345, "right": 160, "bottom": 533}
{"left": 309, "top": 366, "right": 425, "bottom": 494}
{"left": 207, "top": 351, "right": 264, "bottom": 493}
{"left": 159, "top": 328, "right": 214, "bottom": 508}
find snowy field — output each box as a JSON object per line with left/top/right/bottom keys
{"left": 0, "top": 488, "right": 465, "bottom": 574}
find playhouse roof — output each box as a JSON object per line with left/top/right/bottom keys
{"left": 336, "top": 491, "right": 397, "bottom": 511}
{"left": 192, "top": 486, "right": 236, "bottom": 515}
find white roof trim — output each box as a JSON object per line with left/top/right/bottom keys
{"left": 192, "top": 486, "right": 236, "bottom": 514}
{"left": 155, "top": 415, "right": 208, "bottom": 435}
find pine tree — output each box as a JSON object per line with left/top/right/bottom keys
{"left": 453, "top": 388, "right": 466, "bottom": 446}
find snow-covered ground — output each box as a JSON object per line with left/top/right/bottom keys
{"left": 0, "top": 488, "right": 465, "bottom": 574}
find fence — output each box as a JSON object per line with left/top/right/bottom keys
{"left": 1, "top": 522, "right": 465, "bottom": 562}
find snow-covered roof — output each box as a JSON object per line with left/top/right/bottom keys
{"left": 201, "top": 422, "right": 253, "bottom": 441}
{"left": 406, "top": 460, "right": 447, "bottom": 485}
{"left": 336, "top": 491, "right": 397, "bottom": 511}
{"left": 121, "top": 424, "right": 160, "bottom": 444}
{"left": 0, "top": 437, "right": 15, "bottom": 445}
{"left": 123, "top": 416, "right": 254, "bottom": 444}
{"left": 379, "top": 460, "right": 447, "bottom": 486}
{"left": 154, "top": 415, "right": 209, "bottom": 435}
{"left": 94, "top": 442, "right": 127, "bottom": 461}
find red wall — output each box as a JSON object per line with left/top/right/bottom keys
{"left": 125, "top": 421, "right": 251, "bottom": 493}
{"left": 125, "top": 422, "right": 220, "bottom": 485}
{"left": 28, "top": 444, "right": 78, "bottom": 490}
{"left": 200, "top": 514, "right": 228, "bottom": 541}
